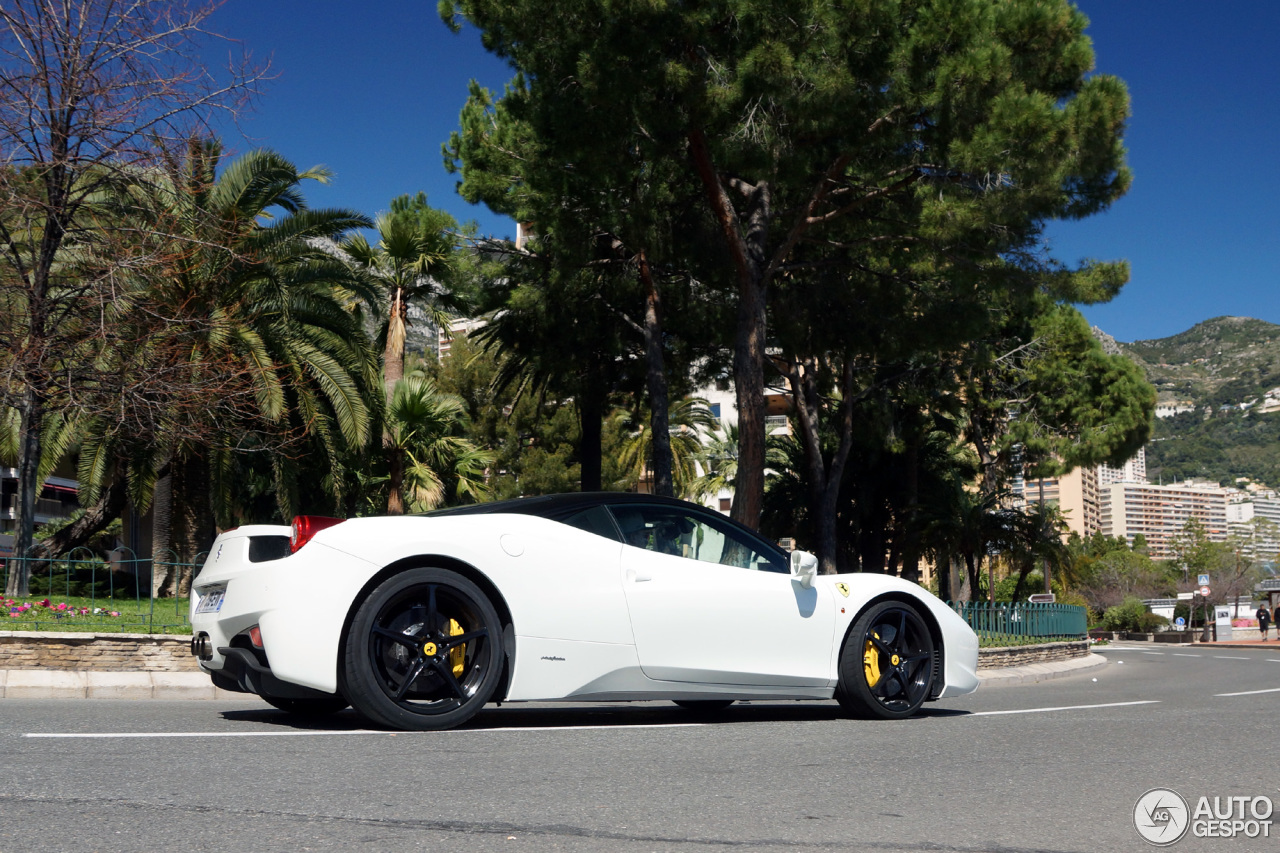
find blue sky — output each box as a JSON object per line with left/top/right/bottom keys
{"left": 208, "top": 1, "right": 1279, "bottom": 344}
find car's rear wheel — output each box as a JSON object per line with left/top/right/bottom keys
{"left": 261, "top": 694, "right": 349, "bottom": 717}
{"left": 672, "top": 699, "right": 734, "bottom": 712}
{"left": 835, "top": 600, "right": 934, "bottom": 720}
{"left": 343, "top": 568, "right": 503, "bottom": 731}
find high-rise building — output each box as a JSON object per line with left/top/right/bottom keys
{"left": 1100, "top": 481, "right": 1229, "bottom": 559}
{"left": 1227, "top": 497, "right": 1280, "bottom": 562}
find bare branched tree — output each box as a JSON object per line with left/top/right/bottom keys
{"left": 0, "top": 0, "right": 266, "bottom": 595}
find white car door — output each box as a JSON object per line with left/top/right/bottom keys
{"left": 613, "top": 503, "right": 835, "bottom": 687}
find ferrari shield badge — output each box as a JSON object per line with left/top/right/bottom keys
{"left": 835, "top": 582, "right": 850, "bottom": 598}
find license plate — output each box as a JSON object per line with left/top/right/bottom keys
{"left": 195, "top": 587, "right": 226, "bottom": 614}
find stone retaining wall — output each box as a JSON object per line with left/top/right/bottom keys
{"left": 977, "top": 640, "right": 1090, "bottom": 668}
{"left": 0, "top": 631, "right": 201, "bottom": 672}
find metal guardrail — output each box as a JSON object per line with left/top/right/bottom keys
{"left": 951, "top": 601, "right": 1089, "bottom": 646}
{"left": 1, "top": 548, "right": 202, "bottom": 633}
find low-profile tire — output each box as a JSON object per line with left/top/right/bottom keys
{"left": 343, "top": 567, "right": 504, "bottom": 731}
{"left": 672, "top": 699, "right": 734, "bottom": 712}
{"left": 834, "top": 600, "right": 935, "bottom": 720}
{"left": 261, "top": 694, "right": 349, "bottom": 717}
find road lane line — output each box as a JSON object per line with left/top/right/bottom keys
{"left": 1268, "top": 659, "right": 1280, "bottom": 663}
{"left": 1141, "top": 652, "right": 1164, "bottom": 655}
{"left": 1097, "top": 647, "right": 1152, "bottom": 652}
{"left": 967, "top": 700, "right": 1159, "bottom": 717}
{"left": 1213, "top": 656, "right": 1249, "bottom": 660}
{"left": 24, "top": 723, "right": 706, "bottom": 739}
{"left": 1215, "top": 687, "right": 1280, "bottom": 697}
{"left": 1171, "top": 653, "right": 1201, "bottom": 657}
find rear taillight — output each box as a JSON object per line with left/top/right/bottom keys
{"left": 290, "top": 515, "right": 345, "bottom": 552}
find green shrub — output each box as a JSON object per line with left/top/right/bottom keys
{"left": 1098, "top": 597, "right": 1169, "bottom": 633}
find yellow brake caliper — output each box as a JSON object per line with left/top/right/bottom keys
{"left": 448, "top": 618, "right": 466, "bottom": 678}
{"left": 864, "top": 632, "right": 882, "bottom": 687}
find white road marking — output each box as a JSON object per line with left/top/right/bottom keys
{"left": 1171, "top": 653, "right": 1201, "bottom": 657}
{"left": 1141, "top": 652, "right": 1165, "bottom": 655}
{"left": 967, "top": 700, "right": 1159, "bottom": 717}
{"left": 1268, "top": 659, "right": 1280, "bottom": 663}
{"left": 1215, "top": 687, "right": 1280, "bottom": 697}
{"left": 1097, "top": 647, "right": 1151, "bottom": 652}
{"left": 1212, "top": 656, "right": 1249, "bottom": 660}
{"left": 24, "top": 723, "right": 706, "bottom": 739}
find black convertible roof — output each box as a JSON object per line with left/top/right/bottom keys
{"left": 423, "top": 492, "right": 701, "bottom": 521}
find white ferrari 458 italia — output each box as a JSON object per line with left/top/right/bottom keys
{"left": 190, "top": 493, "right": 979, "bottom": 730}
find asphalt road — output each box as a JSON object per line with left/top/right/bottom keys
{"left": 2, "top": 647, "right": 1278, "bottom": 853}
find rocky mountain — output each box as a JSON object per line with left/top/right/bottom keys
{"left": 1110, "top": 317, "right": 1280, "bottom": 487}
{"left": 1119, "top": 316, "right": 1280, "bottom": 409}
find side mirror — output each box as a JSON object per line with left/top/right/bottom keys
{"left": 790, "top": 550, "right": 818, "bottom": 589}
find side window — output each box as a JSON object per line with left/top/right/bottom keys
{"left": 561, "top": 505, "right": 622, "bottom": 542}
{"left": 609, "top": 505, "right": 787, "bottom": 573}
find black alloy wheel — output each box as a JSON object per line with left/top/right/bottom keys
{"left": 835, "top": 600, "right": 935, "bottom": 720}
{"left": 343, "top": 568, "right": 504, "bottom": 731}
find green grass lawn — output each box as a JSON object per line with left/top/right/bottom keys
{"left": 3, "top": 594, "right": 191, "bottom": 635}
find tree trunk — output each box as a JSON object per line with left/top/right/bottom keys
{"left": 579, "top": 355, "right": 604, "bottom": 491}
{"left": 384, "top": 286, "right": 407, "bottom": 404}
{"left": 639, "top": 254, "right": 673, "bottom": 497}
{"left": 687, "top": 129, "right": 768, "bottom": 530}
{"left": 28, "top": 463, "right": 129, "bottom": 565}
{"left": 5, "top": 386, "right": 43, "bottom": 597}
{"left": 899, "top": 440, "right": 921, "bottom": 584}
{"left": 173, "top": 450, "right": 214, "bottom": 595}
{"left": 387, "top": 446, "right": 405, "bottom": 515}
{"left": 788, "top": 357, "right": 857, "bottom": 574}
{"left": 936, "top": 550, "right": 953, "bottom": 602}
{"left": 151, "top": 460, "right": 174, "bottom": 598}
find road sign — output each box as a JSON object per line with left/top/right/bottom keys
{"left": 1199, "top": 585, "right": 1211, "bottom": 597}
{"left": 1198, "top": 574, "right": 1210, "bottom": 586}
{"left": 1176, "top": 592, "right": 1194, "bottom": 600}
{"left": 1028, "top": 593, "right": 1055, "bottom": 603}
{"left": 1175, "top": 617, "right": 1186, "bottom": 629}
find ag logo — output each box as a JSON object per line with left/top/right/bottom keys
{"left": 835, "top": 583, "right": 850, "bottom": 598}
{"left": 1134, "top": 788, "right": 1190, "bottom": 846}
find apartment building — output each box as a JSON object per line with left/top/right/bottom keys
{"left": 0, "top": 467, "right": 80, "bottom": 556}
{"left": 1100, "top": 480, "right": 1229, "bottom": 559}
{"left": 437, "top": 316, "right": 488, "bottom": 361}
{"left": 1227, "top": 496, "right": 1280, "bottom": 561}
{"left": 1021, "top": 448, "right": 1148, "bottom": 537}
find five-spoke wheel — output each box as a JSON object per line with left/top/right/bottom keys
{"left": 835, "top": 601, "right": 934, "bottom": 719}
{"left": 343, "top": 568, "right": 504, "bottom": 731}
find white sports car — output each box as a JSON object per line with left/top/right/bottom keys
{"left": 190, "top": 493, "right": 979, "bottom": 730}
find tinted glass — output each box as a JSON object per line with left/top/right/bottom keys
{"left": 608, "top": 504, "right": 787, "bottom": 573}
{"left": 561, "top": 505, "right": 622, "bottom": 542}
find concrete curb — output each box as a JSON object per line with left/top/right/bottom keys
{"left": 976, "top": 652, "right": 1107, "bottom": 688}
{"left": 0, "top": 670, "right": 243, "bottom": 700}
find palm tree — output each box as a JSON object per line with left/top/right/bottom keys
{"left": 114, "top": 139, "right": 376, "bottom": 587}
{"left": 379, "top": 373, "right": 493, "bottom": 513}
{"left": 690, "top": 423, "right": 739, "bottom": 503}
{"left": 339, "top": 195, "right": 460, "bottom": 402}
{"left": 616, "top": 397, "right": 718, "bottom": 498}
{"left": 339, "top": 194, "right": 464, "bottom": 513}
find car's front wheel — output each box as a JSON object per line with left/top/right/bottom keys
{"left": 834, "top": 600, "right": 934, "bottom": 720}
{"left": 343, "top": 568, "right": 504, "bottom": 731}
